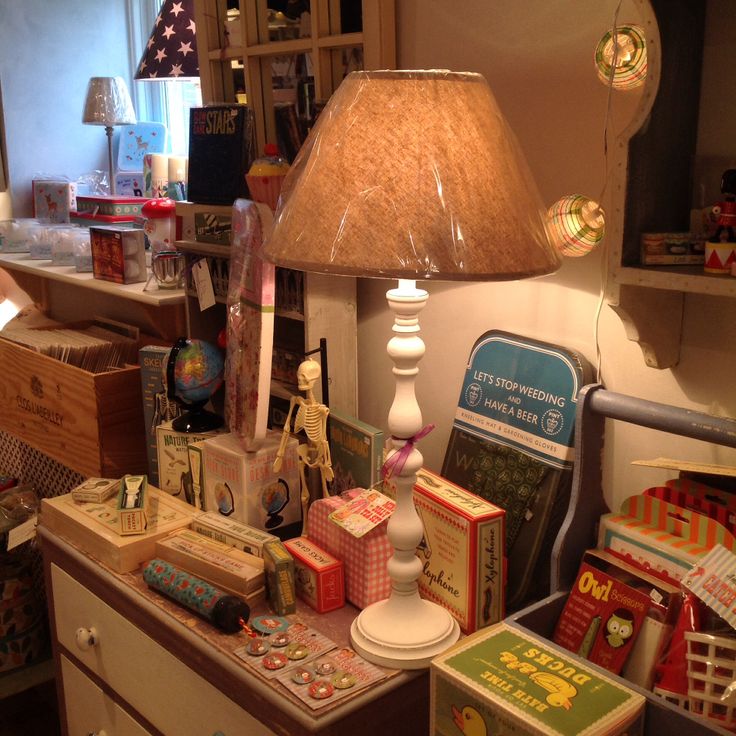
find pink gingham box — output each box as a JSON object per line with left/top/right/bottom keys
{"left": 307, "top": 489, "right": 392, "bottom": 609}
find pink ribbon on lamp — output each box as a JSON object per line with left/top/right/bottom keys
{"left": 381, "top": 424, "right": 435, "bottom": 480}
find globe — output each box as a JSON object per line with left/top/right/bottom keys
{"left": 167, "top": 338, "right": 225, "bottom": 433}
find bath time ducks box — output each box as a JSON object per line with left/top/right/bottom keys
{"left": 431, "top": 622, "right": 644, "bottom": 736}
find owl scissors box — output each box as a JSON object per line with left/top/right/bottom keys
{"left": 431, "top": 622, "right": 644, "bottom": 736}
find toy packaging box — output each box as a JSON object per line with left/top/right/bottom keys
{"left": 156, "top": 421, "right": 219, "bottom": 500}
{"left": 598, "top": 492, "right": 736, "bottom": 585}
{"left": 283, "top": 536, "right": 344, "bottom": 613}
{"left": 385, "top": 467, "right": 505, "bottom": 633}
{"left": 263, "top": 538, "right": 296, "bottom": 615}
{"left": 90, "top": 227, "right": 147, "bottom": 284}
{"left": 200, "top": 430, "right": 300, "bottom": 533}
{"left": 191, "top": 511, "right": 277, "bottom": 558}
{"left": 307, "top": 488, "right": 392, "bottom": 609}
{"left": 32, "top": 179, "right": 77, "bottom": 222}
{"left": 431, "top": 622, "right": 645, "bottom": 736}
{"left": 328, "top": 410, "right": 384, "bottom": 493}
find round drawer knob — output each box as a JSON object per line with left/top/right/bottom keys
{"left": 75, "top": 626, "right": 99, "bottom": 650}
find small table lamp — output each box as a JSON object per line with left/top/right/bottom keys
{"left": 82, "top": 76, "right": 137, "bottom": 195}
{"left": 263, "top": 69, "right": 561, "bottom": 669}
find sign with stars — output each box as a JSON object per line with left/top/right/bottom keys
{"left": 135, "top": 0, "right": 199, "bottom": 80}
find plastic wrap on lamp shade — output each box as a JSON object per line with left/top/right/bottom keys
{"left": 82, "top": 77, "right": 136, "bottom": 126}
{"left": 547, "top": 195, "right": 605, "bottom": 257}
{"left": 262, "top": 70, "right": 561, "bottom": 281}
{"left": 595, "top": 25, "right": 647, "bottom": 90}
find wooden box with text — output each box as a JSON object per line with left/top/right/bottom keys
{"left": 0, "top": 335, "right": 146, "bottom": 478}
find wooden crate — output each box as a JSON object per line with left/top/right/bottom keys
{"left": 0, "top": 336, "right": 146, "bottom": 478}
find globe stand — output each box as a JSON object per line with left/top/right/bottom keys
{"left": 172, "top": 401, "right": 224, "bottom": 433}
{"left": 166, "top": 336, "right": 225, "bottom": 435}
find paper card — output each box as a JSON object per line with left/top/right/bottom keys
{"left": 233, "top": 621, "right": 336, "bottom": 679}
{"left": 7, "top": 515, "right": 37, "bottom": 550}
{"left": 193, "top": 258, "right": 216, "bottom": 311}
{"left": 328, "top": 489, "right": 395, "bottom": 538}
{"left": 682, "top": 544, "right": 736, "bottom": 629}
{"left": 275, "top": 646, "right": 388, "bottom": 710}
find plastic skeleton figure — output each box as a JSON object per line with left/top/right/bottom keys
{"left": 273, "top": 359, "right": 333, "bottom": 533}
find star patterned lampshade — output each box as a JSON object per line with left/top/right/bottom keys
{"left": 135, "top": 0, "right": 199, "bottom": 81}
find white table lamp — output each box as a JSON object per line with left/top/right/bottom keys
{"left": 262, "top": 69, "right": 561, "bottom": 669}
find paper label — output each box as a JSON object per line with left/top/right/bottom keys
{"left": 682, "top": 544, "right": 736, "bottom": 629}
{"left": 7, "top": 515, "right": 37, "bottom": 550}
{"left": 193, "top": 258, "right": 216, "bottom": 311}
{"left": 328, "top": 489, "right": 395, "bottom": 538}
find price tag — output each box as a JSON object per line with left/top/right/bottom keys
{"left": 7, "top": 515, "right": 37, "bottom": 550}
{"left": 192, "top": 259, "right": 216, "bottom": 311}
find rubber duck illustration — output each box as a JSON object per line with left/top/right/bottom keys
{"left": 529, "top": 672, "right": 578, "bottom": 710}
{"left": 451, "top": 704, "right": 488, "bottom": 736}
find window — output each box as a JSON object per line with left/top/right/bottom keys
{"left": 126, "top": 0, "right": 202, "bottom": 156}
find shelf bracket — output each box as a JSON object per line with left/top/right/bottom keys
{"left": 609, "top": 284, "right": 684, "bottom": 369}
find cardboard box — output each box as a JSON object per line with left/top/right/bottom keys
{"left": 201, "top": 431, "right": 301, "bottom": 533}
{"left": 598, "top": 493, "right": 736, "bottom": 585}
{"left": 70, "top": 478, "right": 118, "bottom": 504}
{"left": 155, "top": 528, "right": 264, "bottom": 595}
{"left": 117, "top": 474, "right": 148, "bottom": 535}
{"left": 32, "top": 179, "right": 77, "bottom": 222}
{"left": 386, "top": 468, "right": 505, "bottom": 634}
{"left": 39, "top": 486, "right": 197, "bottom": 572}
{"left": 139, "top": 345, "right": 180, "bottom": 488}
{"left": 283, "top": 536, "right": 344, "bottom": 613}
{"left": 0, "top": 335, "right": 146, "bottom": 478}
{"left": 191, "top": 512, "right": 278, "bottom": 558}
{"left": 640, "top": 232, "right": 705, "bottom": 265}
{"left": 156, "top": 421, "right": 219, "bottom": 499}
{"left": 90, "top": 227, "right": 147, "bottom": 284}
{"left": 263, "top": 538, "right": 296, "bottom": 615}
{"left": 115, "top": 172, "right": 145, "bottom": 197}
{"left": 431, "top": 622, "right": 645, "bottom": 736}
{"left": 307, "top": 490, "right": 392, "bottom": 609}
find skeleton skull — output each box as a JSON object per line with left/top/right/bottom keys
{"left": 297, "top": 359, "right": 321, "bottom": 391}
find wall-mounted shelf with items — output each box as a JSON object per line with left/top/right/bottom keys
{"left": 606, "top": 0, "right": 736, "bottom": 369}
{"left": 192, "top": 0, "right": 396, "bottom": 157}
{"left": 0, "top": 253, "right": 186, "bottom": 341}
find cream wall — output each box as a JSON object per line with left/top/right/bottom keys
{"left": 356, "top": 0, "right": 736, "bottom": 512}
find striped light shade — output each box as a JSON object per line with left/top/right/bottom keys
{"left": 547, "top": 195, "right": 605, "bottom": 257}
{"left": 595, "top": 25, "right": 647, "bottom": 90}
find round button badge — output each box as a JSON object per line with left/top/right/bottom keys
{"left": 291, "top": 667, "right": 314, "bottom": 685}
{"left": 246, "top": 637, "right": 270, "bottom": 656}
{"left": 331, "top": 671, "right": 356, "bottom": 689}
{"left": 285, "top": 642, "right": 310, "bottom": 660}
{"left": 263, "top": 652, "right": 288, "bottom": 670}
{"left": 308, "top": 680, "right": 334, "bottom": 700}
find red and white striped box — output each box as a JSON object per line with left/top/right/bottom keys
{"left": 283, "top": 536, "right": 344, "bottom": 613}
{"left": 307, "top": 490, "right": 392, "bottom": 609}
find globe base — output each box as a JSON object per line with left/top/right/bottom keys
{"left": 172, "top": 406, "right": 224, "bottom": 433}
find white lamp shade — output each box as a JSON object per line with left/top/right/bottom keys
{"left": 263, "top": 70, "right": 561, "bottom": 282}
{"left": 595, "top": 25, "right": 647, "bottom": 90}
{"left": 548, "top": 195, "right": 605, "bottom": 257}
{"left": 82, "top": 77, "right": 137, "bottom": 126}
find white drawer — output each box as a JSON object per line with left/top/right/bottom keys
{"left": 52, "top": 564, "right": 276, "bottom": 736}
{"left": 61, "top": 654, "right": 152, "bottom": 736}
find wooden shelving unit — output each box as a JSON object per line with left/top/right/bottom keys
{"left": 192, "top": 0, "right": 396, "bottom": 155}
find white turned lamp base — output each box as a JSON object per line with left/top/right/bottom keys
{"left": 351, "top": 592, "right": 460, "bottom": 669}
{"left": 349, "top": 280, "right": 460, "bottom": 669}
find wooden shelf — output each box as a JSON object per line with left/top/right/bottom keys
{"left": 614, "top": 265, "right": 736, "bottom": 298}
{"left": 0, "top": 253, "right": 185, "bottom": 308}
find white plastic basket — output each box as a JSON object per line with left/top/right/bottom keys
{"left": 686, "top": 631, "right": 736, "bottom": 732}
